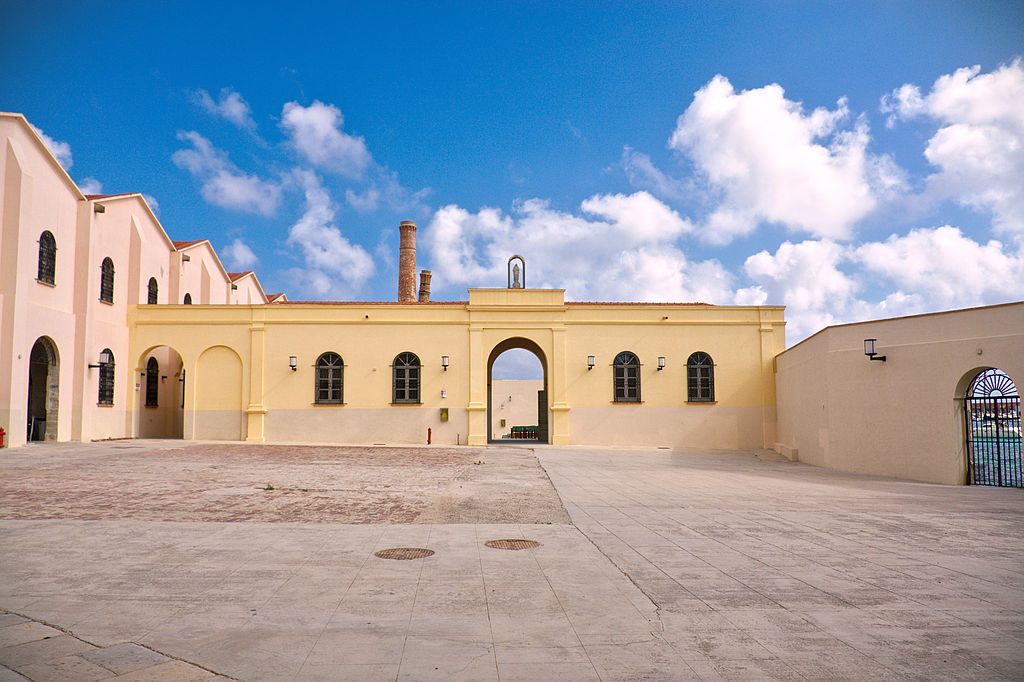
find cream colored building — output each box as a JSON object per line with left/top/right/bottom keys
{"left": 774, "top": 302, "right": 1024, "bottom": 485}
{"left": 1, "top": 112, "right": 272, "bottom": 448}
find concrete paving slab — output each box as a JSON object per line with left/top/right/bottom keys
{"left": 1, "top": 441, "right": 1022, "bottom": 680}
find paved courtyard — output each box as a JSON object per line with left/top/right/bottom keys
{"left": 0, "top": 441, "right": 1022, "bottom": 680}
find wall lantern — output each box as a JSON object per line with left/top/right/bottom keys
{"left": 657, "top": 356, "right": 666, "bottom": 370}
{"left": 587, "top": 355, "right": 596, "bottom": 370}
{"left": 441, "top": 355, "right": 449, "bottom": 371}
{"left": 181, "top": 254, "right": 190, "bottom": 262}
{"left": 93, "top": 203, "right": 106, "bottom": 214}
{"left": 289, "top": 356, "right": 298, "bottom": 371}
{"left": 89, "top": 350, "right": 112, "bottom": 368}
{"left": 863, "top": 339, "right": 886, "bottom": 362}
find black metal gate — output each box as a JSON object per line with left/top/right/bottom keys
{"left": 964, "top": 369, "right": 1022, "bottom": 487}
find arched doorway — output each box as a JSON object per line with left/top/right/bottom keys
{"left": 26, "top": 337, "right": 59, "bottom": 441}
{"left": 487, "top": 338, "right": 549, "bottom": 444}
{"left": 963, "top": 368, "right": 1022, "bottom": 487}
{"left": 135, "top": 345, "right": 185, "bottom": 439}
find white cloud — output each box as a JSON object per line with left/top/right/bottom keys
{"left": 31, "top": 124, "right": 72, "bottom": 170}
{"left": 424, "top": 193, "right": 728, "bottom": 303}
{"left": 78, "top": 177, "right": 102, "bottom": 195}
{"left": 191, "top": 88, "right": 258, "bottom": 132}
{"left": 285, "top": 169, "right": 375, "bottom": 298}
{"left": 222, "top": 238, "right": 259, "bottom": 271}
{"left": 669, "top": 75, "right": 886, "bottom": 243}
{"left": 345, "top": 168, "right": 432, "bottom": 215}
{"left": 280, "top": 101, "right": 371, "bottom": 178}
{"left": 741, "top": 226, "right": 1024, "bottom": 343}
{"left": 854, "top": 226, "right": 1024, "bottom": 307}
{"left": 881, "top": 60, "right": 1024, "bottom": 236}
{"left": 142, "top": 193, "right": 160, "bottom": 216}
{"left": 741, "top": 239, "right": 864, "bottom": 340}
{"left": 620, "top": 146, "right": 689, "bottom": 202}
{"left": 172, "top": 131, "right": 281, "bottom": 216}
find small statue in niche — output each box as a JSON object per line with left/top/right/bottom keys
{"left": 507, "top": 255, "right": 526, "bottom": 289}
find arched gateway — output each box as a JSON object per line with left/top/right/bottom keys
{"left": 964, "top": 369, "right": 1022, "bottom": 487}
{"left": 487, "top": 338, "right": 549, "bottom": 443}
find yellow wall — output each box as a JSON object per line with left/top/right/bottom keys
{"left": 128, "top": 289, "right": 785, "bottom": 448}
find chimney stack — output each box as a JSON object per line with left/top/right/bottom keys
{"left": 398, "top": 221, "right": 417, "bottom": 302}
{"left": 418, "top": 270, "right": 432, "bottom": 302}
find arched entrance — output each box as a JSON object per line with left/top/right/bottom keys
{"left": 26, "top": 337, "right": 59, "bottom": 441}
{"left": 487, "top": 338, "right": 549, "bottom": 444}
{"left": 963, "top": 368, "right": 1022, "bottom": 487}
{"left": 135, "top": 345, "right": 185, "bottom": 439}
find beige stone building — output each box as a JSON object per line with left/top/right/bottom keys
{"left": 774, "top": 302, "right": 1024, "bottom": 485}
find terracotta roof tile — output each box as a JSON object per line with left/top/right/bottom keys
{"left": 228, "top": 271, "right": 254, "bottom": 281}
{"left": 172, "top": 240, "right": 205, "bottom": 249}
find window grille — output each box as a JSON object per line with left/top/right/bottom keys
{"left": 98, "top": 349, "right": 115, "bottom": 405}
{"left": 100, "top": 257, "right": 115, "bottom": 303}
{"left": 315, "top": 352, "right": 344, "bottom": 404}
{"left": 38, "top": 231, "right": 56, "bottom": 284}
{"left": 145, "top": 357, "right": 159, "bottom": 407}
{"left": 613, "top": 351, "right": 641, "bottom": 402}
{"left": 687, "top": 352, "right": 715, "bottom": 402}
{"left": 392, "top": 352, "right": 421, "bottom": 404}
{"left": 147, "top": 277, "right": 159, "bottom": 304}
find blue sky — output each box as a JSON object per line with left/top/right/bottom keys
{"left": 3, "top": 1, "right": 1023, "bottom": 360}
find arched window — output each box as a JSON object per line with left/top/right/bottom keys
{"left": 392, "top": 352, "right": 421, "bottom": 404}
{"left": 613, "top": 351, "right": 641, "bottom": 402}
{"left": 100, "top": 257, "right": 115, "bottom": 303}
{"left": 687, "top": 352, "right": 714, "bottom": 402}
{"left": 147, "top": 277, "right": 159, "bottom": 304}
{"left": 183, "top": 293, "right": 192, "bottom": 305}
{"left": 315, "top": 352, "right": 344, "bottom": 404}
{"left": 98, "top": 349, "right": 115, "bottom": 405}
{"left": 37, "top": 231, "right": 56, "bottom": 285}
{"left": 145, "top": 357, "right": 159, "bottom": 407}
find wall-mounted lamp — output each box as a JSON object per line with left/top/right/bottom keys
{"left": 231, "top": 283, "right": 238, "bottom": 290}
{"left": 93, "top": 203, "right": 106, "bottom": 214}
{"left": 181, "top": 254, "right": 190, "bottom": 262}
{"left": 88, "top": 350, "right": 112, "bottom": 369}
{"left": 863, "top": 338, "right": 886, "bottom": 362}
{"left": 657, "top": 356, "right": 666, "bottom": 370}
{"left": 441, "top": 355, "right": 449, "bottom": 371}
{"left": 289, "top": 356, "right": 297, "bottom": 371}
{"left": 587, "top": 355, "right": 596, "bottom": 370}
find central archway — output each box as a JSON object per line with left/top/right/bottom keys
{"left": 487, "top": 337, "right": 549, "bottom": 444}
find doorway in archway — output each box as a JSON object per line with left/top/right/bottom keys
{"left": 27, "top": 337, "right": 59, "bottom": 441}
{"left": 487, "top": 338, "right": 549, "bottom": 444}
{"left": 136, "top": 346, "right": 185, "bottom": 439}
{"left": 964, "top": 368, "right": 1022, "bottom": 487}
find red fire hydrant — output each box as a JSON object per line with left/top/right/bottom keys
{"left": 0, "top": 427, "right": 6, "bottom": 448}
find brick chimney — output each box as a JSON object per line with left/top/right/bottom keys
{"left": 398, "top": 221, "right": 417, "bottom": 302}
{"left": 418, "top": 270, "right": 432, "bottom": 302}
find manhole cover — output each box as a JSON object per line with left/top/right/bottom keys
{"left": 374, "top": 547, "right": 435, "bottom": 560}
{"left": 484, "top": 539, "right": 541, "bottom": 550}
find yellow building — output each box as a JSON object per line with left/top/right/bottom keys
{"left": 130, "top": 286, "right": 785, "bottom": 448}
